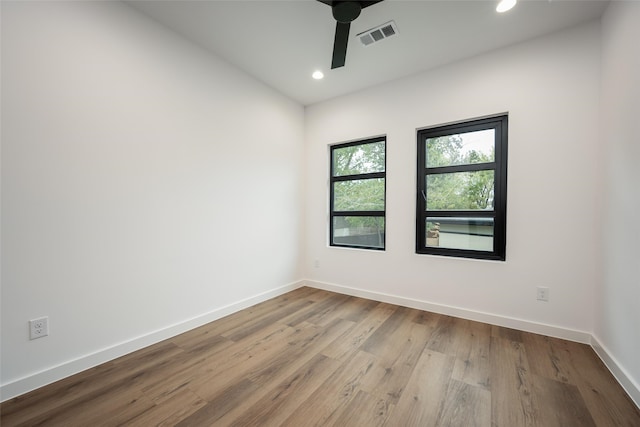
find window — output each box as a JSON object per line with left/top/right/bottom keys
{"left": 416, "top": 115, "right": 508, "bottom": 260}
{"left": 330, "top": 137, "right": 386, "bottom": 250}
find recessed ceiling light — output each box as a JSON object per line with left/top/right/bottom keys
{"left": 312, "top": 70, "right": 324, "bottom": 80}
{"left": 496, "top": 0, "right": 517, "bottom": 13}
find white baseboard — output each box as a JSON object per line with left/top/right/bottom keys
{"left": 0, "top": 281, "right": 304, "bottom": 403}
{"left": 304, "top": 279, "right": 592, "bottom": 343}
{"left": 591, "top": 335, "right": 640, "bottom": 408}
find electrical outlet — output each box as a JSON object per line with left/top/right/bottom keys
{"left": 536, "top": 287, "right": 549, "bottom": 302}
{"left": 29, "top": 317, "right": 49, "bottom": 340}
{"left": 314, "top": 259, "right": 320, "bottom": 268}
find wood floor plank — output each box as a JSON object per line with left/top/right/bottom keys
{"left": 175, "top": 378, "right": 259, "bottom": 426}
{"left": 13, "top": 380, "right": 154, "bottom": 427}
{"left": 435, "top": 379, "right": 491, "bottom": 427}
{"left": 2, "top": 287, "right": 639, "bottom": 427}
{"left": 307, "top": 294, "right": 381, "bottom": 326}
{"left": 170, "top": 328, "right": 233, "bottom": 356}
{"left": 489, "top": 336, "right": 538, "bottom": 427}
{"left": 389, "top": 349, "right": 455, "bottom": 426}
{"left": 521, "top": 333, "right": 576, "bottom": 384}
{"left": 212, "top": 319, "right": 356, "bottom": 425}
{"left": 242, "top": 319, "right": 355, "bottom": 389}
{"left": 298, "top": 287, "right": 334, "bottom": 302}
{"left": 146, "top": 321, "right": 296, "bottom": 403}
{"left": 321, "top": 301, "right": 396, "bottom": 361}
{"left": 282, "top": 350, "right": 379, "bottom": 426}
{"left": 183, "top": 319, "right": 353, "bottom": 418}
{"left": 529, "top": 374, "right": 597, "bottom": 427}
{"left": 0, "top": 362, "right": 120, "bottom": 426}
{"left": 361, "top": 320, "right": 432, "bottom": 404}
{"left": 221, "top": 298, "right": 314, "bottom": 341}
{"left": 185, "top": 324, "right": 303, "bottom": 401}
{"left": 426, "top": 314, "right": 474, "bottom": 356}
{"left": 172, "top": 287, "right": 311, "bottom": 343}
{"left": 137, "top": 349, "right": 212, "bottom": 403}
{"left": 491, "top": 324, "right": 524, "bottom": 343}
{"left": 304, "top": 293, "right": 353, "bottom": 326}
{"left": 127, "top": 388, "right": 207, "bottom": 427}
{"left": 340, "top": 297, "right": 382, "bottom": 323}
{"left": 1, "top": 341, "right": 182, "bottom": 426}
{"left": 451, "top": 318, "right": 492, "bottom": 390}
{"left": 227, "top": 354, "right": 340, "bottom": 427}
{"left": 566, "top": 343, "right": 640, "bottom": 427}
{"left": 280, "top": 291, "right": 349, "bottom": 326}
{"left": 360, "top": 305, "right": 416, "bottom": 356}
{"left": 412, "top": 308, "right": 442, "bottom": 326}
{"left": 330, "top": 389, "right": 393, "bottom": 427}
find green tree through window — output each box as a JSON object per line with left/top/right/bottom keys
{"left": 330, "top": 137, "right": 386, "bottom": 250}
{"left": 417, "top": 116, "right": 508, "bottom": 260}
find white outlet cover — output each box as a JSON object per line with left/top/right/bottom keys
{"left": 29, "top": 317, "right": 49, "bottom": 340}
{"left": 536, "top": 287, "right": 549, "bottom": 302}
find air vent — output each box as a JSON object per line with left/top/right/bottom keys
{"left": 357, "top": 21, "right": 398, "bottom": 47}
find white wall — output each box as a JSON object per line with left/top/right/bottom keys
{"left": 304, "top": 22, "right": 601, "bottom": 339}
{"left": 1, "top": 1, "right": 304, "bottom": 399}
{"left": 596, "top": 0, "right": 640, "bottom": 403}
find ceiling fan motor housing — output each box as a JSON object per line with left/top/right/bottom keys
{"left": 332, "top": 1, "right": 362, "bottom": 23}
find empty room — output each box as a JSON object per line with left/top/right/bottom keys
{"left": 1, "top": 0, "right": 639, "bottom": 425}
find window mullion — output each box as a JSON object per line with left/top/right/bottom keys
{"left": 425, "top": 163, "right": 495, "bottom": 175}
{"left": 332, "top": 171, "right": 385, "bottom": 182}
{"left": 333, "top": 210, "right": 385, "bottom": 217}
{"left": 424, "top": 210, "right": 495, "bottom": 217}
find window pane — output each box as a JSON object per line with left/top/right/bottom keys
{"left": 333, "top": 141, "right": 385, "bottom": 176}
{"left": 333, "top": 216, "right": 385, "bottom": 248}
{"left": 426, "top": 171, "right": 494, "bottom": 211}
{"left": 425, "top": 218, "right": 493, "bottom": 251}
{"left": 334, "top": 178, "right": 385, "bottom": 211}
{"left": 426, "top": 129, "right": 494, "bottom": 168}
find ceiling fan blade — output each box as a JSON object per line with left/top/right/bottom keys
{"left": 331, "top": 21, "right": 350, "bottom": 69}
{"left": 318, "top": 0, "right": 384, "bottom": 69}
{"left": 360, "top": 0, "right": 384, "bottom": 8}
{"left": 317, "top": 1, "right": 383, "bottom": 8}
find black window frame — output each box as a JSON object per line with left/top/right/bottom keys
{"left": 416, "top": 115, "right": 508, "bottom": 260}
{"left": 330, "top": 136, "right": 386, "bottom": 251}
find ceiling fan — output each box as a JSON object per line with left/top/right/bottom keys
{"left": 317, "top": 0, "right": 384, "bottom": 69}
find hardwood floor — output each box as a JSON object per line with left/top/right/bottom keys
{"left": 2, "top": 287, "right": 639, "bottom": 426}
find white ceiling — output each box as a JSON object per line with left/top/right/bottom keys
{"left": 128, "top": 0, "right": 608, "bottom": 106}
